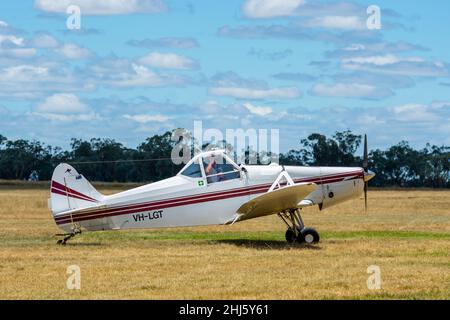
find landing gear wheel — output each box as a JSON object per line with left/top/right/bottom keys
{"left": 57, "top": 239, "right": 67, "bottom": 245}
{"left": 279, "top": 210, "right": 319, "bottom": 245}
{"left": 285, "top": 228, "right": 296, "bottom": 243}
{"left": 301, "top": 227, "right": 320, "bottom": 244}
{"left": 296, "top": 229, "right": 305, "bottom": 243}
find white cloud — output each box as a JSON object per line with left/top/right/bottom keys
{"left": 356, "top": 115, "right": 385, "bottom": 125}
{"left": 138, "top": 52, "right": 196, "bottom": 69}
{"left": 0, "top": 64, "right": 91, "bottom": 99}
{"left": 0, "top": 48, "right": 37, "bottom": 59}
{"left": 0, "top": 21, "right": 8, "bottom": 27}
{"left": 1, "top": 65, "right": 49, "bottom": 81}
{"left": 344, "top": 44, "right": 365, "bottom": 51}
{"left": 32, "top": 33, "right": 59, "bottom": 48}
{"left": 34, "top": 0, "right": 167, "bottom": 15}
{"left": 35, "top": 93, "right": 90, "bottom": 114}
{"left": 391, "top": 104, "right": 439, "bottom": 122}
{"left": 209, "top": 86, "right": 300, "bottom": 99}
{"left": 0, "top": 34, "right": 25, "bottom": 46}
{"left": 82, "top": 58, "right": 184, "bottom": 88}
{"left": 127, "top": 37, "right": 199, "bottom": 49}
{"left": 341, "top": 55, "right": 449, "bottom": 77}
{"left": 243, "top": 0, "right": 304, "bottom": 18}
{"left": 342, "top": 54, "right": 424, "bottom": 66}
{"left": 55, "top": 43, "right": 91, "bottom": 59}
{"left": 31, "top": 93, "right": 99, "bottom": 122}
{"left": 311, "top": 83, "right": 389, "bottom": 99}
{"left": 0, "top": 32, "right": 37, "bottom": 59}
{"left": 30, "top": 112, "right": 100, "bottom": 122}
{"left": 430, "top": 101, "right": 450, "bottom": 110}
{"left": 108, "top": 63, "right": 178, "bottom": 87}
{"left": 303, "top": 16, "right": 366, "bottom": 30}
{"left": 198, "top": 100, "right": 225, "bottom": 115}
{"left": 243, "top": 102, "right": 272, "bottom": 116}
{"left": 123, "top": 114, "right": 169, "bottom": 123}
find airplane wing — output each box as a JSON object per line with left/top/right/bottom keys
{"left": 235, "top": 182, "right": 317, "bottom": 221}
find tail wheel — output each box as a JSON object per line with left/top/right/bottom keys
{"left": 285, "top": 228, "right": 296, "bottom": 243}
{"left": 301, "top": 227, "right": 320, "bottom": 244}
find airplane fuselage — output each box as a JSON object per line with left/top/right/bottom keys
{"left": 53, "top": 165, "right": 365, "bottom": 233}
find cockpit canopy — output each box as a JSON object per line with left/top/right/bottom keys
{"left": 178, "top": 150, "right": 241, "bottom": 184}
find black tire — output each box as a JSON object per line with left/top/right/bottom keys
{"left": 285, "top": 228, "right": 296, "bottom": 243}
{"left": 301, "top": 227, "right": 320, "bottom": 244}
{"left": 296, "top": 228, "right": 305, "bottom": 243}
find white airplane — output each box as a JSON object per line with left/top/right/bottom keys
{"left": 49, "top": 136, "right": 375, "bottom": 245}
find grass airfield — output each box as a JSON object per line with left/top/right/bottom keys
{"left": 0, "top": 183, "right": 449, "bottom": 299}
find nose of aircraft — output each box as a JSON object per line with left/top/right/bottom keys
{"left": 364, "top": 169, "right": 376, "bottom": 182}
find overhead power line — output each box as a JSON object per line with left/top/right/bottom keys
{"left": 68, "top": 157, "right": 174, "bottom": 165}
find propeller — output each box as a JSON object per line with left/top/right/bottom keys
{"left": 363, "top": 134, "right": 368, "bottom": 213}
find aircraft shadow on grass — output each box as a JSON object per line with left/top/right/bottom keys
{"left": 213, "top": 239, "right": 322, "bottom": 251}
{"left": 58, "top": 242, "right": 104, "bottom": 247}
{"left": 56, "top": 237, "right": 321, "bottom": 250}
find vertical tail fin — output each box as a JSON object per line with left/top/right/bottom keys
{"left": 49, "top": 163, "right": 103, "bottom": 215}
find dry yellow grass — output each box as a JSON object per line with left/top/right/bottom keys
{"left": 0, "top": 185, "right": 449, "bottom": 299}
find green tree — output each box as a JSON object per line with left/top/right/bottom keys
{"left": 136, "top": 131, "right": 182, "bottom": 182}
{"left": 296, "top": 131, "right": 362, "bottom": 166}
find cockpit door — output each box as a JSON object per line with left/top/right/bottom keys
{"left": 202, "top": 153, "right": 243, "bottom": 186}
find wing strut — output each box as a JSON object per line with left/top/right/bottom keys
{"left": 268, "top": 166, "right": 295, "bottom": 192}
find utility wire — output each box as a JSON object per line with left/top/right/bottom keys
{"left": 68, "top": 157, "right": 174, "bottom": 165}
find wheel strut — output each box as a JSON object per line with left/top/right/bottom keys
{"left": 55, "top": 228, "right": 81, "bottom": 245}
{"left": 278, "top": 208, "right": 319, "bottom": 244}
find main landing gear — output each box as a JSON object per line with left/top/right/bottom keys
{"left": 278, "top": 209, "right": 320, "bottom": 244}
{"left": 56, "top": 228, "right": 81, "bottom": 245}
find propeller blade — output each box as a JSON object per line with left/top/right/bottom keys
{"left": 363, "top": 134, "right": 368, "bottom": 172}
{"left": 363, "top": 134, "right": 368, "bottom": 213}
{"left": 364, "top": 181, "right": 368, "bottom": 214}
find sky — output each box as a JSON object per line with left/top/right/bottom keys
{"left": 0, "top": 0, "right": 449, "bottom": 153}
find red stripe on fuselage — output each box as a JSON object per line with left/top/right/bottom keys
{"left": 56, "top": 187, "right": 267, "bottom": 225}
{"left": 55, "top": 184, "right": 269, "bottom": 224}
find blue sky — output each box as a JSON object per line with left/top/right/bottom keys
{"left": 0, "top": 0, "right": 449, "bottom": 152}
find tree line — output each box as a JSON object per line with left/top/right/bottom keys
{"left": 0, "top": 130, "right": 448, "bottom": 188}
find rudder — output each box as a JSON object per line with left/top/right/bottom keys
{"left": 49, "top": 163, "right": 103, "bottom": 215}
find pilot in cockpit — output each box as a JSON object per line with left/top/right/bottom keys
{"left": 205, "top": 154, "right": 222, "bottom": 183}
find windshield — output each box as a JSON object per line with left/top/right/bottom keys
{"left": 179, "top": 159, "right": 202, "bottom": 178}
